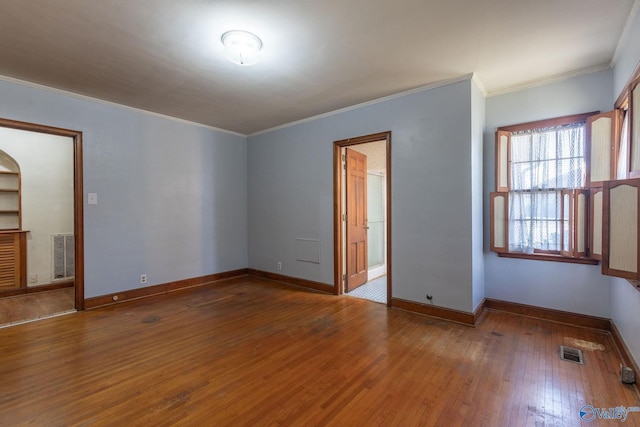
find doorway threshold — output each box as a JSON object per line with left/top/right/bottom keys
{"left": 347, "top": 275, "right": 386, "bottom": 304}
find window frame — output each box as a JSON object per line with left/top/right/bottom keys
{"left": 604, "top": 65, "right": 640, "bottom": 290}
{"left": 492, "top": 112, "right": 599, "bottom": 265}
{"left": 628, "top": 77, "right": 640, "bottom": 178}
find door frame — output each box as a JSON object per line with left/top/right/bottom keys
{"left": 0, "top": 118, "right": 85, "bottom": 310}
{"left": 333, "top": 131, "right": 391, "bottom": 306}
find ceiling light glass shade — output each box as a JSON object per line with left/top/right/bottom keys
{"left": 221, "top": 30, "right": 263, "bottom": 66}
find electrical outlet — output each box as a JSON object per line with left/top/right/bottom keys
{"left": 28, "top": 274, "right": 38, "bottom": 283}
{"left": 277, "top": 262, "right": 282, "bottom": 270}
{"left": 141, "top": 274, "right": 147, "bottom": 284}
{"left": 426, "top": 294, "right": 433, "bottom": 301}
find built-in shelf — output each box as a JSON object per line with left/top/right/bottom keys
{"left": 0, "top": 171, "right": 20, "bottom": 231}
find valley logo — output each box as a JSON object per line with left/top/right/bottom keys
{"left": 580, "top": 405, "right": 640, "bottom": 422}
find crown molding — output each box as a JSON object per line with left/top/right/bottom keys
{"left": 486, "top": 64, "right": 612, "bottom": 97}
{"left": 611, "top": 0, "right": 640, "bottom": 66}
{"left": 249, "top": 74, "right": 476, "bottom": 137}
{"left": 0, "top": 74, "right": 246, "bottom": 138}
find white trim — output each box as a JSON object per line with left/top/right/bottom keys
{"left": 249, "top": 74, "right": 476, "bottom": 137}
{"left": 486, "top": 64, "right": 612, "bottom": 97}
{"left": 471, "top": 73, "right": 488, "bottom": 97}
{"left": 0, "top": 74, "right": 246, "bottom": 138}
{"left": 611, "top": 0, "right": 640, "bottom": 66}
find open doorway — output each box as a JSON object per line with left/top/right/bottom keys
{"left": 333, "top": 132, "right": 391, "bottom": 305}
{"left": 0, "top": 118, "right": 84, "bottom": 323}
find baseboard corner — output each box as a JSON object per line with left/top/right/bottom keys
{"left": 246, "top": 269, "right": 335, "bottom": 294}
{"left": 391, "top": 297, "right": 476, "bottom": 326}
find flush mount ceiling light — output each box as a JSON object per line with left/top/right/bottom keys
{"left": 221, "top": 30, "right": 263, "bottom": 66}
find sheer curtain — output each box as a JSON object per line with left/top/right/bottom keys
{"left": 617, "top": 111, "right": 629, "bottom": 179}
{"left": 509, "top": 123, "right": 585, "bottom": 252}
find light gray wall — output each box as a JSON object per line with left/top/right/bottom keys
{"left": 248, "top": 79, "right": 480, "bottom": 312}
{"left": 614, "top": 7, "right": 640, "bottom": 98}
{"left": 611, "top": 279, "right": 640, "bottom": 365}
{"left": 611, "top": 7, "right": 640, "bottom": 367}
{"left": 612, "top": 167, "right": 640, "bottom": 355}
{"left": 471, "top": 79, "right": 485, "bottom": 311}
{"left": 483, "top": 70, "right": 613, "bottom": 318}
{"left": 0, "top": 79, "right": 248, "bottom": 298}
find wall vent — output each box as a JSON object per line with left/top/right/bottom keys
{"left": 52, "top": 234, "right": 74, "bottom": 281}
{"left": 560, "top": 346, "right": 584, "bottom": 364}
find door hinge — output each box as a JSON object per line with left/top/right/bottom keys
{"left": 342, "top": 213, "right": 347, "bottom": 222}
{"left": 342, "top": 154, "right": 346, "bottom": 170}
{"left": 342, "top": 274, "right": 347, "bottom": 283}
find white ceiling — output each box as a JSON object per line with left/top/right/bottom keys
{"left": 0, "top": 0, "right": 636, "bottom": 135}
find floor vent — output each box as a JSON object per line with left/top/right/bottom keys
{"left": 560, "top": 346, "right": 584, "bottom": 364}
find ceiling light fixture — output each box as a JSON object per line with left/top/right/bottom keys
{"left": 221, "top": 30, "right": 263, "bottom": 66}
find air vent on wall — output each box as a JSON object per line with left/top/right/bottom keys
{"left": 52, "top": 234, "right": 74, "bottom": 281}
{"left": 560, "top": 346, "right": 584, "bottom": 364}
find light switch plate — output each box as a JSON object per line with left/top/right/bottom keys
{"left": 88, "top": 193, "right": 98, "bottom": 205}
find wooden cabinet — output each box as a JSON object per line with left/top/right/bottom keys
{"left": 0, "top": 231, "right": 27, "bottom": 289}
{"left": 602, "top": 178, "right": 640, "bottom": 280}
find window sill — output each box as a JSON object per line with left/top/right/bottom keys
{"left": 497, "top": 252, "right": 599, "bottom": 265}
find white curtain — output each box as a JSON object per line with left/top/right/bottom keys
{"left": 617, "top": 110, "right": 629, "bottom": 180}
{"left": 508, "top": 123, "right": 585, "bottom": 252}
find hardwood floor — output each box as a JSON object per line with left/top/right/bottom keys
{"left": 0, "top": 287, "right": 75, "bottom": 327}
{"left": 0, "top": 276, "right": 638, "bottom": 426}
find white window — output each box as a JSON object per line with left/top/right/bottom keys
{"left": 491, "top": 113, "right": 597, "bottom": 262}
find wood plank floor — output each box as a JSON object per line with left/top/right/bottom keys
{"left": 0, "top": 276, "right": 638, "bottom": 426}
{"left": 0, "top": 287, "right": 75, "bottom": 327}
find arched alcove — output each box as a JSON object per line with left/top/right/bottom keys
{"left": 0, "top": 150, "right": 20, "bottom": 172}
{"left": 0, "top": 150, "right": 21, "bottom": 230}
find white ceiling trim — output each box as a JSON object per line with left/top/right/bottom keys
{"left": 249, "top": 74, "right": 476, "bottom": 137}
{"left": 471, "top": 73, "right": 488, "bottom": 97}
{"left": 0, "top": 62, "right": 617, "bottom": 138}
{"left": 485, "top": 64, "right": 612, "bottom": 98}
{"left": 0, "top": 74, "right": 247, "bottom": 138}
{"left": 612, "top": 0, "right": 640, "bottom": 66}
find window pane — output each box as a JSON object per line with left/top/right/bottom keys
{"left": 556, "top": 158, "right": 585, "bottom": 188}
{"left": 508, "top": 122, "right": 584, "bottom": 253}
{"left": 532, "top": 160, "right": 557, "bottom": 189}
{"left": 533, "top": 131, "right": 555, "bottom": 160}
{"left": 510, "top": 162, "right": 531, "bottom": 190}
{"left": 511, "top": 135, "right": 531, "bottom": 162}
{"left": 509, "top": 190, "right": 561, "bottom": 251}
